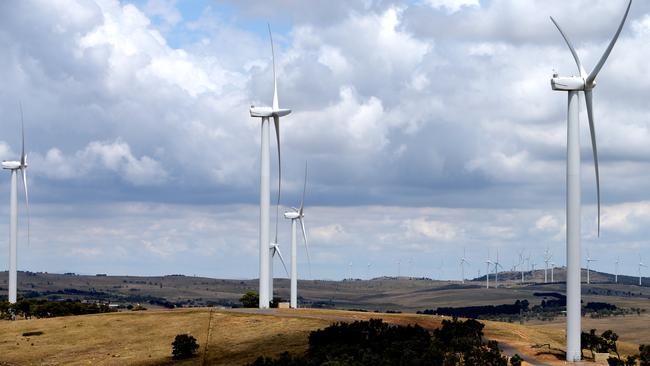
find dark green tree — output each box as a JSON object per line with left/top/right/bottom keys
{"left": 239, "top": 291, "right": 259, "bottom": 308}
{"left": 171, "top": 334, "right": 199, "bottom": 359}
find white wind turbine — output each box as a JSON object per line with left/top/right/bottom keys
{"left": 459, "top": 248, "right": 470, "bottom": 284}
{"left": 544, "top": 248, "right": 553, "bottom": 284}
{"left": 268, "top": 242, "right": 289, "bottom": 300}
{"left": 550, "top": 261, "right": 556, "bottom": 283}
{"left": 2, "top": 105, "right": 30, "bottom": 305}
{"left": 638, "top": 256, "right": 646, "bottom": 286}
{"left": 518, "top": 251, "right": 525, "bottom": 283}
{"left": 615, "top": 256, "right": 620, "bottom": 283}
{"left": 586, "top": 250, "right": 597, "bottom": 285}
{"left": 283, "top": 164, "right": 311, "bottom": 308}
{"left": 493, "top": 249, "right": 503, "bottom": 288}
{"left": 549, "top": 1, "right": 631, "bottom": 360}
{"left": 484, "top": 250, "right": 492, "bottom": 289}
{"left": 249, "top": 24, "right": 291, "bottom": 309}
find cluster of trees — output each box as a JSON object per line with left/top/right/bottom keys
{"left": 419, "top": 300, "right": 529, "bottom": 319}
{"left": 0, "top": 299, "right": 115, "bottom": 319}
{"left": 581, "top": 329, "right": 650, "bottom": 366}
{"left": 248, "top": 318, "right": 522, "bottom": 365}
{"left": 239, "top": 292, "right": 285, "bottom": 308}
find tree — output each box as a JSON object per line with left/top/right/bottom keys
{"left": 171, "top": 334, "right": 199, "bottom": 359}
{"left": 640, "top": 344, "right": 650, "bottom": 366}
{"left": 240, "top": 291, "right": 259, "bottom": 308}
{"left": 510, "top": 354, "right": 523, "bottom": 366}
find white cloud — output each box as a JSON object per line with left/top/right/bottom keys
{"left": 425, "top": 0, "right": 479, "bottom": 14}
{"left": 32, "top": 139, "right": 167, "bottom": 186}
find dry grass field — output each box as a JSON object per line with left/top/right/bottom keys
{"left": 1, "top": 307, "right": 649, "bottom": 366}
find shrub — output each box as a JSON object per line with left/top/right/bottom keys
{"left": 171, "top": 334, "right": 199, "bottom": 359}
{"left": 640, "top": 344, "right": 650, "bottom": 366}
{"left": 239, "top": 291, "right": 259, "bottom": 308}
{"left": 510, "top": 354, "right": 523, "bottom": 366}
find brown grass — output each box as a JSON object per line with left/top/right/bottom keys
{"left": 0, "top": 308, "right": 647, "bottom": 366}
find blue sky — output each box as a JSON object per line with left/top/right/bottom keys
{"left": 1, "top": 0, "right": 650, "bottom": 280}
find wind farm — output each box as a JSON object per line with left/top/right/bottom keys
{"left": 2, "top": 0, "right": 650, "bottom": 365}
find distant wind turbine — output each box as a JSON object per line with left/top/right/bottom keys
{"left": 586, "top": 250, "right": 597, "bottom": 285}
{"left": 614, "top": 256, "right": 620, "bottom": 283}
{"left": 2, "top": 104, "right": 30, "bottom": 306}
{"left": 249, "top": 24, "right": 291, "bottom": 309}
{"left": 269, "top": 242, "right": 289, "bottom": 299}
{"left": 283, "top": 164, "right": 310, "bottom": 308}
{"left": 544, "top": 248, "right": 553, "bottom": 284}
{"left": 485, "top": 250, "right": 492, "bottom": 289}
{"left": 549, "top": 0, "right": 631, "bottom": 360}
{"left": 550, "top": 262, "right": 555, "bottom": 283}
{"left": 639, "top": 256, "right": 646, "bottom": 286}
{"left": 493, "top": 249, "right": 503, "bottom": 288}
{"left": 459, "top": 248, "right": 470, "bottom": 284}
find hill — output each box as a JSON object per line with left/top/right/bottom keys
{"left": 2, "top": 307, "right": 647, "bottom": 365}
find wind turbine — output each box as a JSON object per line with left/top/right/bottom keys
{"left": 549, "top": 1, "right": 631, "bottom": 360}
{"left": 544, "top": 248, "right": 553, "bottom": 283}
{"left": 366, "top": 262, "right": 371, "bottom": 279}
{"left": 485, "top": 251, "right": 492, "bottom": 289}
{"left": 2, "top": 105, "right": 30, "bottom": 305}
{"left": 249, "top": 25, "right": 291, "bottom": 309}
{"left": 586, "top": 250, "right": 597, "bottom": 285}
{"left": 459, "top": 248, "right": 470, "bottom": 284}
{"left": 283, "top": 164, "right": 311, "bottom": 308}
{"left": 348, "top": 262, "right": 353, "bottom": 280}
{"left": 493, "top": 249, "right": 503, "bottom": 288}
{"left": 615, "top": 256, "right": 620, "bottom": 283}
{"left": 518, "top": 251, "right": 526, "bottom": 283}
{"left": 639, "top": 256, "right": 646, "bottom": 286}
{"left": 550, "top": 262, "right": 556, "bottom": 282}
{"left": 268, "top": 242, "right": 289, "bottom": 300}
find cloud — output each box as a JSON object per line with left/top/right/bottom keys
{"left": 31, "top": 139, "right": 168, "bottom": 186}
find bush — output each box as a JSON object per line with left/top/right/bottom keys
{"left": 510, "top": 354, "right": 523, "bottom": 366}
{"left": 171, "top": 334, "right": 199, "bottom": 359}
{"left": 640, "top": 344, "right": 650, "bottom": 366}
{"left": 248, "top": 318, "right": 509, "bottom": 365}
{"left": 240, "top": 291, "right": 259, "bottom": 308}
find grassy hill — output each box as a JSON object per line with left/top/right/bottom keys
{"left": 0, "top": 307, "right": 648, "bottom": 365}
{"left": 1, "top": 271, "right": 649, "bottom": 313}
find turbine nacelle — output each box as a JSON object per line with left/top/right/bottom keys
{"left": 249, "top": 105, "right": 292, "bottom": 118}
{"left": 2, "top": 161, "right": 21, "bottom": 170}
{"left": 284, "top": 210, "right": 301, "bottom": 220}
{"left": 550, "top": 76, "right": 586, "bottom": 91}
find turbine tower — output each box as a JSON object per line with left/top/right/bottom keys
{"left": 2, "top": 105, "right": 30, "bottom": 306}
{"left": 493, "top": 249, "right": 503, "bottom": 288}
{"left": 549, "top": 1, "right": 631, "bottom": 360}
{"left": 615, "top": 256, "right": 620, "bottom": 283}
{"left": 550, "top": 262, "right": 555, "bottom": 283}
{"left": 639, "top": 256, "right": 646, "bottom": 286}
{"left": 518, "top": 251, "right": 525, "bottom": 283}
{"left": 284, "top": 163, "right": 311, "bottom": 308}
{"left": 544, "top": 248, "right": 553, "bottom": 283}
{"left": 586, "top": 250, "right": 597, "bottom": 285}
{"left": 485, "top": 251, "right": 492, "bottom": 289}
{"left": 250, "top": 25, "right": 291, "bottom": 309}
{"left": 459, "top": 248, "right": 470, "bottom": 284}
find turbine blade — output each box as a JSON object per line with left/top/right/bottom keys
{"left": 549, "top": 16, "right": 586, "bottom": 78}
{"left": 299, "top": 161, "right": 307, "bottom": 215}
{"left": 20, "top": 102, "right": 26, "bottom": 166}
{"left": 21, "top": 168, "right": 30, "bottom": 246}
{"left": 584, "top": 90, "right": 601, "bottom": 236}
{"left": 273, "top": 115, "right": 281, "bottom": 243}
{"left": 275, "top": 245, "right": 289, "bottom": 277}
{"left": 299, "top": 218, "right": 312, "bottom": 277}
{"left": 268, "top": 24, "right": 278, "bottom": 110}
{"left": 586, "top": 0, "right": 632, "bottom": 86}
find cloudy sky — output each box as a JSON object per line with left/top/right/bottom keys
{"left": 1, "top": 0, "right": 650, "bottom": 280}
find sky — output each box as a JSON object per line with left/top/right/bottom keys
{"left": 1, "top": 0, "right": 650, "bottom": 280}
